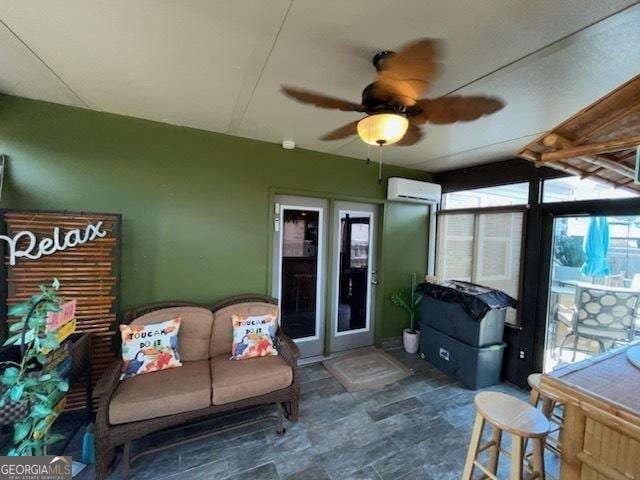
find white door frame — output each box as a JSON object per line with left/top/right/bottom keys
{"left": 329, "top": 201, "right": 377, "bottom": 353}
{"left": 272, "top": 195, "right": 327, "bottom": 358}
{"left": 276, "top": 204, "right": 323, "bottom": 343}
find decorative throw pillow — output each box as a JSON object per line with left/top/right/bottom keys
{"left": 230, "top": 314, "right": 278, "bottom": 360}
{"left": 119, "top": 317, "right": 182, "bottom": 379}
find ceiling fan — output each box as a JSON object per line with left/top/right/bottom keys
{"left": 281, "top": 38, "right": 505, "bottom": 148}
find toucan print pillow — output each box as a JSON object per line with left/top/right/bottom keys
{"left": 119, "top": 317, "right": 182, "bottom": 379}
{"left": 230, "top": 314, "right": 278, "bottom": 360}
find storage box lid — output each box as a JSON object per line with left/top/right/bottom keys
{"left": 416, "top": 280, "right": 517, "bottom": 322}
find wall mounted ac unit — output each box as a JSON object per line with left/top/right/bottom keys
{"left": 387, "top": 177, "right": 441, "bottom": 204}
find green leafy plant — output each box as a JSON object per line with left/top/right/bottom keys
{"left": 1, "top": 279, "right": 69, "bottom": 456}
{"left": 554, "top": 234, "right": 585, "bottom": 267}
{"left": 390, "top": 273, "right": 422, "bottom": 333}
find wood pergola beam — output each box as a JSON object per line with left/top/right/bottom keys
{"left": 573, "top": 101, "right": 640, "bottom": 144}
{"left": 540, "top": 134, "right": 640, "bottom": 163}
{"left": 580, "top": 166, "right": 604, "bottom": 180}
{"left": 544, "top": 161, "right": 637, "bottom": 193}
{"left": 535, "top": 134, "right": 635, "bottom": 180}
{"left": 519, "top": 149, "right": 541, "bottom": 163}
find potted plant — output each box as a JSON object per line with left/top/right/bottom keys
{"left": 390, "top": 273, "right": 422, "bottom": 353}
{"left": 0, "top": 279, "right": 69, "bottom": 455}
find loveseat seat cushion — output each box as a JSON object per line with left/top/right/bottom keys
{"left": 210, "top": 354, "right": 292, "bottom": 405}
{"left": 211, "top": 302, "right": 279, "bottom": 357}
{"left": 109, "top": 360, "right": 211, "bottom": 424}
{"left": 132, "top": 307, "right": 213, "bottom": 361}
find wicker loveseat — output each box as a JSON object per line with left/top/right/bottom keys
{"left": 94, "top": 295, "right": 299, "bottom": 480}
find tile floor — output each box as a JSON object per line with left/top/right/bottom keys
{"left": 66, "top": 339, "right": 556, "bottom": 480}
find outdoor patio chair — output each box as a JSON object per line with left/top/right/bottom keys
{"left": 559, "top": 283, "right": 640, "bottom": 361}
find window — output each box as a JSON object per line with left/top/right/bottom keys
{"left": 436, "top": 209, "right": 524, "bottom": 324}
{"left": 442, "top": 182, "right": 529, "bottom": 210}
{"left": 344, "top": 218, "right": 370, "bottom": 268}
{"left": 543, "top": 176, "right": 639, "bottom": 203}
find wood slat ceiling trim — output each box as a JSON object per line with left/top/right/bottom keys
{"left": 518, "top": 74, "right": 640, "bottom": 192}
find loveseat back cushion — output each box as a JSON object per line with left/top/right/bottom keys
{"left": 211, "top": 302, "right": 279, "bottom": 357}
{"left": 210, "top": 354, "right": 293, "bottom": 405}
{"left": 109, "top": 360, "right": 211, "bottom": 424}
{"left": 132, "top": 307, "right": 213, "bottom": 362}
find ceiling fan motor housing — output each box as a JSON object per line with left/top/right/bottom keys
{"left": 363, "top": 50, "right": 408, "bottom": 115}
{"left": 361, "top": 82, "right": 407, "bottom": 115}
{"left": 372, "top": 50, "right": 395, "bottom": 71}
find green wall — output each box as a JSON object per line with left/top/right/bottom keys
{"left": 381, "top": 202, "right": 430, "bottom": 338}
{"left": 0, "top": 94, "right": 432, "bottom": 344}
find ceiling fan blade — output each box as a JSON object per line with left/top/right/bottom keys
{"left": 281, "top": 86, "right": 365, "bottom": 112}
{"left": 412, "top": 95, "right": 504, "bottom": 124}
{"left": 394, "top": 123, "right": 423, "bottom": 146}
{"left": 319, "top": 120, "right": 359, "bottom": 141}
{"left": 375, "top": 38, "right": 442, "bottom": 106}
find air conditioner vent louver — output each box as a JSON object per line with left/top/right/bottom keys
{"left": 387, "top": 177, "right": 441, "bottom": 205}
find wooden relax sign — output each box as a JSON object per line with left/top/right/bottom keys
{"left": 1, "top": 210, "right": 120, "bottom": 412}
{"left": 0, "top": 221, "right": 107, "bottom": 265}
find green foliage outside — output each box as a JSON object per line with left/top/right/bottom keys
{"left": 0, "top": 280, "right": 69, "bottom": 455}
{"left": 554, "top": 234, "right": 585, "bottom": 267}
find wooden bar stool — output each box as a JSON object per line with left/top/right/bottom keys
{"left": 528, "top": 373, "right": 564, "bottom": 455}
{"left": 463, "top": 391, "right": 550, "bottom": 480}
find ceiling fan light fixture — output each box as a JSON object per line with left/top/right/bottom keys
{"left": 357, "top": 113, "right": 409, "bottom": 146}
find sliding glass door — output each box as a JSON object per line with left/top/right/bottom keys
{"left": 542, "top": 214, "right": 640, "bottom": 372}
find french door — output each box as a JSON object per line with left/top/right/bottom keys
{"left": 329, "top": 201, "right": 377, "bottom": 353}
{"left": 272, "top": 195, "right": 327, "bottom": 358}
{"left": 272, "top": 196, "right": 377, "bottom": 358}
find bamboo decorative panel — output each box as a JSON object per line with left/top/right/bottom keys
{"left": 582, "top": 417, "right": 640, "bottom": 479}
{"left": 1, "top": 210, "right": 121, "bottom": 411}
{"left": 542, "top": 345, "right": 640, "bottom": 479}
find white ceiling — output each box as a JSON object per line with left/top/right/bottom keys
{"left": 1, "top": 1, "right": 639, "bottom": 173}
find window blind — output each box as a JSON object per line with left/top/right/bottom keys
{"left": 436, "top": 210, "right": 524, "bottom": 325}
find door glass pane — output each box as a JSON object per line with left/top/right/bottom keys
{"left": 337, "top": 213, "right": 370, "bottom": 332}
{"left": 544, "top": 215, "right": 640, "bottom": 372}
{"left": 280, "top": 209, "right": 319, "bottom": 339}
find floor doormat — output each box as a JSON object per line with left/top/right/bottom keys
{"left": 322, "top": 348, "right": 413, "bottom": 392}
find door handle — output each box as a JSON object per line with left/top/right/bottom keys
{"left": 371, "top": 270, "right": 378, "bottom": 286}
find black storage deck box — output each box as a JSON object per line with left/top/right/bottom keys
{"left": 416, "top": 280, "right": 516, "bottom": 347}
{"left": 420, "top": 324, "right": 506, "bottom": 389}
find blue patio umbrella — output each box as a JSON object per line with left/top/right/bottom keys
{"left": 580, "top": 216, "right": 610, "bottom": 278}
